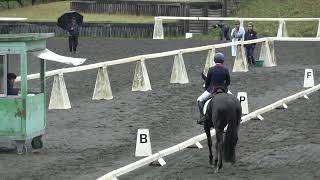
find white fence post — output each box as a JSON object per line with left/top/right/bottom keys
{"left": 153, "top": 18, "right": 164, "bottom": 39}
{"left": 277, "top": 20, "right": 288, "bottom": 37}
{"left": 240, "top": 19, "right": 244, "bottom": 28}
{"left": 132, "top": 59, "right": 152, "bottom": 91}
{"left": 92, "top": 66, "right": 113, "bottom": 100}
{"left": 259, "top": 40, "right": 277, "bottom": 67}
{"left": 170, "top": 52, "right": 189, "bottom": 84}
{"left": 317, "top": 19, "right": 320, "bottom": 37}
{"left": 49, "top": 73, "right": 71, "bottom": 109}
{"left": 233, "top": 44, "right": 248, "bottom": 72}
{"left": 268, "top": 40, "right": 277, "bottom": 66}
{"left": 203, "top": 48, "right": 216, "bottom": 75}
{"left": 277, "top": 20, "right": 283, "bottom": 37}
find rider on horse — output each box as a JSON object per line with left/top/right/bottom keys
{"left": 197, "top": 52, "right": 231, "bottom": 124}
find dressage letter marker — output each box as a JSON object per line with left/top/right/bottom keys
{"left": 304, "top": 69, "right": 314, "bottom": 88}
{"left": 135, "top": 129, "right": 152, "bottom": 157}
{"left": 140, "top": 134, "right": 147, "bottom": 143}
{"left": 237, "top": 92, "right": 249, "bottom": 114}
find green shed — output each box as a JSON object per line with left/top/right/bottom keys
{"left": 0, "top": 33, "right": 86, "bottom": 154}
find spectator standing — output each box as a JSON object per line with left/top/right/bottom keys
{"left": 230, "top": 20, "right": 245, "bottom": 57}
{"left": 244, "top": 22, "right": 258, "bottom": 65}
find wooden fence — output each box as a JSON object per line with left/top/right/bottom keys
{"left": 70, "top": 0, "right": 221, "bottom": 16}
{"left": 0, "top": 21, "right": 184, "bottom": 38}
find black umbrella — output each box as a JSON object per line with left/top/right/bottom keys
{"left": 57, "top": 11, "right": 83, "bottom": 30}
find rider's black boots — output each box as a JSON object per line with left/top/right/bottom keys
{"left": 197, "top": 101, "right": 206, "bottom": 125}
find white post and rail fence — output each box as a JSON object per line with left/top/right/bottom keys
{"left": 16, "top": 37, "right": 320, "bottom": 109}
{"left": 153, "top": 17, "right": 320, "bottom": 39}
{"left": 97, "top": 83, "right": 320, "bottom": 180}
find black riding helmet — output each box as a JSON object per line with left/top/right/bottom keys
{"left": 7, "top": 73, "right": 17, "bottom": 80}
{"left": 214, "top": 52, "right": 224, "bottom": 64}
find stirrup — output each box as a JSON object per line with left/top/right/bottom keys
{"left": 197, "top": 116, "right": 205, "bottom": 125}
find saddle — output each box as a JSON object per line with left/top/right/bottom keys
{"left": 203, "top": 89, "right": 233, "bottom": 115}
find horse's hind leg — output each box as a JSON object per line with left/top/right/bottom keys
{"left": 214, "top": 141, "right": 218, "bottom": 167}
{"left": 215, "top": 129, "right": 223, "bottom": 173}
{"left": 205, "top": 128, "right": 213, "bottom": 165}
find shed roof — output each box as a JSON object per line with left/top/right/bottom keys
{"left": 31, "top": 49, "right": 86, "bottom": 66}
{"left": 0, "top": 33, "right": 54, "bottom": 42}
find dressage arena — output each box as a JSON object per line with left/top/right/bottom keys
{"left": 0, "top": 38, "right": 320, "bottom": 180}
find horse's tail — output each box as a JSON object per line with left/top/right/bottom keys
{"left": 223, "top": 108, "right": 241, "bottom": 163}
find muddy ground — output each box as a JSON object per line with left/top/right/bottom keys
{"left": 0, "top": 39, "right": 319, "bottom": 180}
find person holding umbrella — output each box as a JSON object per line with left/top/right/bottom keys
{"left": 57, "top": 11, "right": 83, "bottom": 55}
{"left": 67, "top": 17, "right": 80, "bottom": 54}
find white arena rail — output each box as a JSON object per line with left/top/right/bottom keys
{"left": 269, "top": 37, "right": 320, "bottom": 42}
{"left": 0, "top": 17, "right": 27, "bottom": 21}
{"left": 15, "top": 37, "right": 275, "bottom": 81}
{"left": 153, "top": 16, "right": 320, "bottom": 39}
{"left": 15, "top": 37, "right": 320, "bottom": 109}
{"left": 156, "top": 17, "right": 320, "bottom": 21}
{"left": 97, "top": 83, "right": 320, "bottom": 180}
{"left": 16, "top": 37, "right": 319, "bottom": 82}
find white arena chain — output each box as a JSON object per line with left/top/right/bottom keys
{"left": 15, "top": 37, "right": 320, "bottom": 82}
{"left": 153, "top": 16, "right": 320, "bottom": 39}
{"left": 97, "top": 83, "right": 320, "bottom": 180}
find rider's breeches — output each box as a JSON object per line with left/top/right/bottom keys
{"left": 197, "top": 90, "right": 212, "bottom": 102}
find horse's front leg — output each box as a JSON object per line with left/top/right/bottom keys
{"left": 214, "top": 140, "right": 218, "bottom": 167}
{"left": 215, "top": 129, "right": 223, "bottom": 173}
{"left": 205, "top": 128, "right": 213, "bottom": 165}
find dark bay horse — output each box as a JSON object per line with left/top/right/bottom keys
{"left": 204, "top": 91, "right": 241, "bottom": 173}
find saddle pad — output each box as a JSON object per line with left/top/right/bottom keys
{"left": 203, "top": 90, "right": 232, "bottom": 115}
{"left": 203, "top": 99, "right": 212, "bottom": 115}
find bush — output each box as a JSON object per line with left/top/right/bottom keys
{"left": 0, "top": 0, "right": 67, "bottom": 10}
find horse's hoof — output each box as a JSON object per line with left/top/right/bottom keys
{"left": 214, "top": 168, "right": 219, "bottom": 174}
{"left": 196, "top": 120, "right": 204, "bottom": 125}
